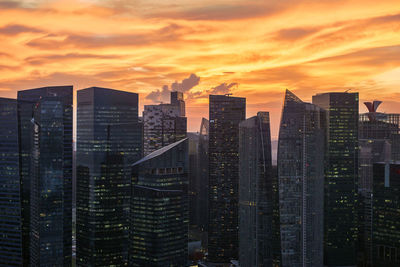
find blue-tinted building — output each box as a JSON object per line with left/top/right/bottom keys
{"left": 278, "top": 90, "right": 325, "bottom": 267}
{"left": 17, "top": 86, "right": 73, "bottom": 266}
{"left": 76, "top": 87, "right": 142, "bottom": 266}
{"left": 130, "top": 138, "right": 188, "bottom": 266}
{"left": 0, "top": 98, "right": 22, "bottom": 266}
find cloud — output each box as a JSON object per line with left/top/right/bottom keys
{"left": 145, "top": 85, "right": 170, "bottom": 103}
{"left": 274, "top": 27, "right": 319, "bottom": 41}
{"left": 209, "top": 82, "right": 238, "bottom": 94}
{"left": 24, "top": 53, "right": 121, "bottom": 65}
{"left": 0, "top": 24, "right": 43, "bottom": 35}
{"left": 171, "top": 73, "right": 200, "bottom": 92}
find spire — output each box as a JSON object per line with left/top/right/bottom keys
{"left": 284, "top": 89, "right": 303, "bottom": 104}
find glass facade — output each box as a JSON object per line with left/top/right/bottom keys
{"left": 76, "top": 87, "right": 142, "bottom": 266}
{"left": 198, "top": 118, "right": 209, "bottom": 232}
{"left": 0, "top": 98, "right": 22, "bottom": 266}
{"left": 372, "top": 162, "right": 400, "bottom": 267}
{"left": 130, "top": 138, "right": 188, "bottom": 266}
{"left": 239, "top": 112, "right": 273, "bottom": 267}
{"left": 278, "top": 90, "right": 325, "bottom": 267}
{"left": 312, "top": 92, "right": 359, "bottom": 266}
{"left": 17, "top": 86, "right": 73, "bottom": 266}
{"left": 208, "top": 94, "right": 246, "bottom": 263}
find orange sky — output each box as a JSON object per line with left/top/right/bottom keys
{"left": 0, "top": 0, "right": 400, "bottom": 139}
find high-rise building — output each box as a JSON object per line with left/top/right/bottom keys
{"left": 188, "top": 132, "right": 200, "bottom": 227}
{"left": 129, "top": 138, "right": 188, "bottom": 266}
{"left": 372, "top": 162, "right": 400, "bottom": 267}
{"left": 198, "top": 118, "right": 209, "bottom": 232}
{"left": 0, "top": 98, "right": 23, "bottom": 266}
{"left": 271, "top": 166, "right": 282, "bottom": 267}
{"left": 17, "top": 86, "right": 73, "bottom": 266}
{"left": 239, "top": 112, "right": 273, "bottom": 267}
{"left": 208, "top": 94, "right": 246, "bottom": 263}
{"left": 76, "top": 87, "right": 142, "bottom": 266}
{"left": 312, "top": 92, "right": 359, "bottom": 266}
{"left": 278, "top": 90, "right": 325, "bottom": 267}
{"left": 358, "top": 101, "right": 400, "bottom": 266}
{"left": 143, "top": 91, "right": 187, "bottom": 155}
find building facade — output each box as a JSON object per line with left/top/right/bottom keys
{"left": 239, "top": 112, "right": 273, "bottom": 267}
{"left": 198, "top": 118, "right": 209, "bottom": 232}
{"left": 278, "top": 90, "right": 325, "bottom": 267}
{"left": 18, "top": 86, "right": 73, "bottom": 266}
{"left": 208, "top": 94, "right": 246, "bottom": 263}
{"left": 0, "top": 98, "right": 23, "bottom": 266}
{"left": 76, "top": 87, "right": 142, "bottom": 266}
{"left": 312, "top": 92, "right": 359, "bottom": 266}
{"left": 372, "top": 162, "right": 400, "bottom": 267}
{"left": 143, "top": 91, "right": 187, "bottom": 155}
{"left": 130, "top": 138, "right": 188, "bottom": 266}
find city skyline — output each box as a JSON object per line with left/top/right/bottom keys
{"left": 1, "top": 0, "right": 400, "bottom": 138}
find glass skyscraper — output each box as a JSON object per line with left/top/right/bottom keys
{"left": 278, "top": 90, "right": 325, "bottom": 267}
{"left": 130, "top": 138, "right": 188, "bottom": 266}
{"left": 0, "top": 98, "right": 22, "bottom": 266}
{"left": 372, "top": 162, "right": 400, "bottom": 267}
{"left": 76, "top": 87, "right": 142, "bottom": 266}
{"left": 17, "top": 86, "right": 73, "bottom": 266}
{"left": 239, "top": 112, "right": 274, "bottom": 267}
{"left": 208, "top": 94, "right": 246, "bottom": 263}
{"left": 312, "top": 92, "right": 359, "bottom": 266}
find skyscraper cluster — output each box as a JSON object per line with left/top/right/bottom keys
{"left": 1, "top": 86, "right": 400, "bottom": 267}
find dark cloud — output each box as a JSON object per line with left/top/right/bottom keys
{"left": 274, "top": 27, "right": 319, "bottom": 41}
{"left": 146, "top": 73, "right": 200, "bottom": 102}
{"left": 0, "top": 24, "right": 43, "bottom": 35}
{"left": 209, "top": 82, "right": 238, "bottom": 94}
{"left": 171, "top": 73, "right": 200, "bottom": 92}
{"left": 0, "top": 1, "right": 20, "bottom": 9}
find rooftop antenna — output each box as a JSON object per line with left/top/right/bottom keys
{"left": 225, "top": 93, "right": 233, "bottom": 97}
{"left": 345, "top": 89, "right": 352, "bottom": 93}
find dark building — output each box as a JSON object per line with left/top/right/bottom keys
{"left": 271, "top": 166, "right": 282, "bottom": 267}
{"left": 278, "top": 90, "right": 325, "bottom": 267}
{"left": 208, "top": 94, "right": 246, "bottom": 263}
{"left": 17, "top": 86, "right": 73, "bottom": 266}
{"left": 76, "top": 87, "right": 142, "bottom": 266}
{"left": 372, "top": 162, "right": 400, "bottom": 267}
{"left": 0, "top": 98, "right": 23, "bottom": 266}
{"left": 358, "top": 101, "right": 400, "bottom": 266}
{"left": 239, "top": 112, "right": 273, "bottom": 267}
{"left": 188, "top": 132, "right": 199, "bottom": 227}
{"left": 143, "top": 91, "right": 187, "bottom": 155}
{"left": 312, "top": 92, "right": 359, "bottom": 266}
{"left": 130, "top": 138, "right": 188, "bottom": 266}
{"left": 198, "top": 118, "right": 209, "bottom": 233}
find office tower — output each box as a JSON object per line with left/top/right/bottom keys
{"left": 17, "top": 86, "right": 73, "bottom": 266}
{"left": 358, "top": 101, "right": 400, "bottom": 266}
{"left": 278, "top": 90, "right": 325, "bottom": 267}
{"left": 372, "top": 162, "right": 400, "bottom": 267}
{"left": 188, "top": 132, "right": 199, "bottom": 227}
{"left": 143, "top": 91, "right": 187, "bottom": 155}
{"left": 239, "top": 112, "right": 273, "bottom": 267}
{"left": 271, "top": 166, "right": 282, "bottom": 267}
{"left": 208, "top": 94, "right": 246, "bottom": 263}
{"left": 0, "top": 98, "right": 23, "bottom": 266}
{"left": 198, "top": 118, "right": 209, "bottom": 232}
{"left": 312, "top": 92, "right": 359, "bottom": 266}
{"left": 130, "top": 138, "right": 188, "bottom": 266}
{"left": 76, "top": 87, "right": 142, "bottom": 266}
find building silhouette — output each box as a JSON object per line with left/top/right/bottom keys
{"left": 312, "top": 92, "right": 359, "bottom": 266}
{"left": 129, "top": 138, "right": 188, "bottom": 266}
{"left": 372, "top": 162, "right": 400, "bottom": 267}
{"left": 198, "top": 118, "right": 209, "bottom": 233}
{"left": 0, "top": 98, "right": 23, "bottom": 266}
{"left": 143, "top": 91, "right": 187, "bottom": 155}
{"left": 18, "top": 86, "right": 73, "bottom": 266}
{"left": 208, "top": 94, "right": 246, "bottom": 263}
{"left": 76, "top": 87, "right": 142, "bottom": 266}
{"left": 278, "top": 90, "right": 325, "bottom": 267}
{"left": 239, "top": 112, "right": 274, "bottom": 267}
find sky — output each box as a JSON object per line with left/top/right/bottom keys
{"left": 1, "top": 0, "right": 400, "bottom": 139}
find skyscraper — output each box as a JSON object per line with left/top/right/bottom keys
{"left": 76, "top": 87, "right": 142, "bottom": 266}
{"left": 208, "top": 94, "right": 246, "bottom": 263}
{"left": 130, "top": 138, "right": 188, "bottom": 266}
{"left": 239, "top": 112, "right": 273, "bottom": 267}
{"left": 0, "top": 98, "right": 22, "bottom": 266}
{"left": 198, "top": 118, "right": 209, "bottom": 232}
{"left": 372, "top": 162, "right": 400, "bottom": 267}
{"left": 143, "top": 91, "right": 187, "bottom": 155}
{"left": 278, "top": 90, "right": 325, "bottom": 267}
{"left": 18, "top": 86, "right": 73, "bottom": 266}
{"left": 312, "top": 92, "right": 359, "bottom": 266}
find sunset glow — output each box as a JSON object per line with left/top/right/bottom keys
{"left": 1, "top": 0, "right": 400, "bottom": 138}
